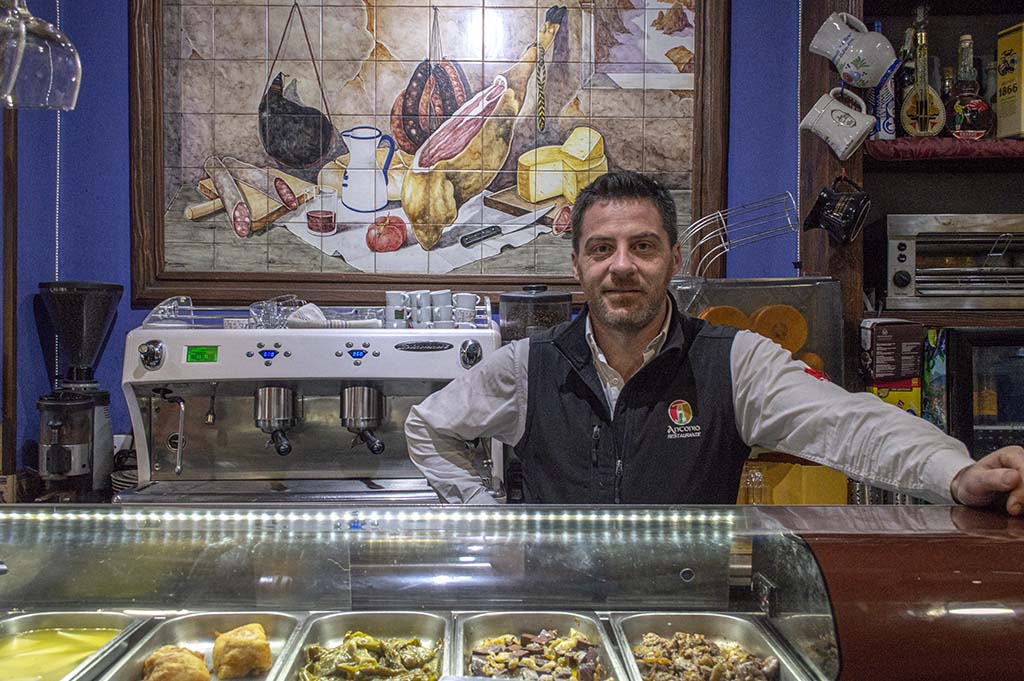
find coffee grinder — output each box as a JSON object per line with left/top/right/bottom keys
{"left": 36, "top": 281, "right": 123, "bottom": 500}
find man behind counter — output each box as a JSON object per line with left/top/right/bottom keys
{"left": 405, "top": 171, "right": 1024, "bottom": 512}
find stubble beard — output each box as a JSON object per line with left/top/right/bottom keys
{"left": 588, "top": 282, "right": 666, "bottom": 333}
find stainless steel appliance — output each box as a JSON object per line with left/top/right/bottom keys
{"left": 887, "top": 214, "right": 1024, "bottom": 309}
{"left": 36, "top": 281, "right": 123, "bottom": 500}
{"left": 118, "top": 296, "right": 502, "bottom": 503}
{"left": 946, "top": 327, "right": 1024, "bottom": 459}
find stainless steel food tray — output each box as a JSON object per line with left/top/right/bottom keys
{"left": 273, "top": 611, "right": 451, "bottom": 681}
{"left": 0, "top": 610, "right": 147, "bottom": 681}
{"left": 97, "top": 611, "right": 302, "bottom": 681}
{"left": 610, "top": 613, "right": 812, "bottom": 681}
{"left": 455, "top": 611, "right": 629, "bottom": 681}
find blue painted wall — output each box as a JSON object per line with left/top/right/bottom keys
{"left": 6, "top": 0, "right": 802, "bottom": 461}
{"left": 726, "top": 0, "right": 801, "bottom": 278}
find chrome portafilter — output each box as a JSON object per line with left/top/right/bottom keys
{"left": 340, "top": 386, "right": 385, "bottom": 455}
{"left": 254, "top": 386, "right": 298, "bottom": 456}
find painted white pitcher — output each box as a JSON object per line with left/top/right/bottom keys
{"left": 810, "top": 13, "right": 899, "bottom": 89}
{"left": 341, "top": 126, "right": 396, "bottom": 213}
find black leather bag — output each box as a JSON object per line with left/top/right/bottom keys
{"left": 803, "top": 174, "right": 871, "bottom": 244}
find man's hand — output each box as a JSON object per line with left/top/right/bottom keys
{"left": 950, "top": 446, "right": 1024, "bottom": 514}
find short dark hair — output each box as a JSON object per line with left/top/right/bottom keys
{"left": 570, "top": 171, "right": 678, "bottom": 252}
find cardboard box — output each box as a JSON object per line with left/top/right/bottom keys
{"left": 860, "top": 318, "right": 923, "bottom": 382}
{"left": 736, "top": 461, "right": 848, "bottom": 504}
{"left": 997, "top": 22, "right": 1024, "bottom": 139}
{"left": 0, "top": 475, "right": 15, "bottom": 504}
{"left": 869, "top": 378, "right": 923, "bottom": 417}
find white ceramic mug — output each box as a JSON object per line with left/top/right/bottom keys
{"left": 800, "top": 88, "right": 876, "bottom": 161}
{"left": 453, "top": 307, "right": 476, "bottom": 323}
{"left": 453, "top": 292, "right": 480, "bottom": 309}
{"left": 430, "top": 289, "right": 453, "bottom": 307}
{"left": 384, "top": 306, "right": 407, "bottom": 328}
{"left": 385, "top": 290, "right": 408, "bottom": 307}
{"left": 408, "top": 290, "right": 431, "bottom": 308}
{"left": 432, "top": 305, "right": 453, "bottom": 322}
{"left": 407, "top": 306, "right": 432, "bottom": 328}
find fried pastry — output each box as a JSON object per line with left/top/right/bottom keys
{"left": 212, "top": 623, "right": 273, "bottom": 678}
{"left": 142, "top": 645, "right": 210, "bottom": 681}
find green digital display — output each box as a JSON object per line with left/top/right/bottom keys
{"left": 186, "top": 345, "right": 219, "bottom": 363}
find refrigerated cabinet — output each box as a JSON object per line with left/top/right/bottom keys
{"left": 1, "top": 504, "right": 1022, "bottom": 681}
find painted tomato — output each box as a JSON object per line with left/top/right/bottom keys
{"left": 366, "top": 215, "right": 408, "bottom": 252}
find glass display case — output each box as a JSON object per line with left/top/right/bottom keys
{"left": 1, "top": 504, "right": 1023, "bottom": 681}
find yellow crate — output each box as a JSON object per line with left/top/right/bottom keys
{"left": 997, "top": 22, "right": 1024, "bottom": 139}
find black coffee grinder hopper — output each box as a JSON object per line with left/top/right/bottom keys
{"left": 36, "top": 281, "right": 123, "bottom": 500}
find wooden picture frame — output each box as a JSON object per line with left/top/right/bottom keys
{"left": 130, "top": 0, "right": 730, "bottom": 306}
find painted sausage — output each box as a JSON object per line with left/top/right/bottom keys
{"left": 204, "top": 156, "right": 251, "bottom": 238}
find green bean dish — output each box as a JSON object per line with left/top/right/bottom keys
{"left": 299, "top": 631, "right": 442, "bottom": 681}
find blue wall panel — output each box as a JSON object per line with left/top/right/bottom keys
{"left": 726, "top": 0, "right": 801, "bottom": 278}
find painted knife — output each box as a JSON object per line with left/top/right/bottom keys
{"left": 460, "top": 204, "right": 557, "bottom": 248}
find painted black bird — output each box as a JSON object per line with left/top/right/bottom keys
{"left": 258, "top": 72, "right": 336, "bottom": 169}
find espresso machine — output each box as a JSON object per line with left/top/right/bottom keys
{"left": 36, "top": 281, "right": 123, "bottom": 500}
{"left": 118, "top": 296, "right": 503, "bottom": 503}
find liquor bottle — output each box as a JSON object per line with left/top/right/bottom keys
{"left": 896, "top": 26, "right": 918, "bottom": 136}
{"left": 900, "top": 19, "right": 946, "bottom": 136}
{"left": 868, "top": 20, "right": 897, "bottom": 140}
{"left": 941, "top": 66, "right": 955, "bottom": 104}
{"left": 984, "top": 61, "right": 999, "bottom": 109}
{"left": 945, "top": 35, "right": 994, "bottom": 139}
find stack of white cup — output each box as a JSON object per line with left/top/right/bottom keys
{"left": 384, "top": 290, "right": 480, "bottom": 329}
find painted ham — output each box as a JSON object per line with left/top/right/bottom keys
{"left": 402, "top": 5, "right": 568, "bottom": 251}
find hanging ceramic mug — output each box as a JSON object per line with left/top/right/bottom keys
{"left": 800, "top": 88, "right": 876, "bottom": 161}
{"left": 810, "top": 12, "right": 900, "bottom": 89}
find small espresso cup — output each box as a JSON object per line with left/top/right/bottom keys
{"left": 430, "top": 289, "right": 453, "bottom": 307}
{"left": 407, "top": 306, "right": 432, "bottom": 328}
{"left": 453, "top": 307, "right": 476, "bottom": 323}
{"left": 385, "top": 290, "right": 408, "bottom": 307}
{"left": 384, "top": 305, "right": 407, "bottom": 328}
{"left": 408, "top": 290, "right": 431, "bottom": 309}
{"left": 799, "top": 88, "right": 875, "bottom": 161}
{"left": 432, "top": 305, "right": 454, "bottom": 322}
{"left": 453, "top": 292, "right": 480, "bottom": 309}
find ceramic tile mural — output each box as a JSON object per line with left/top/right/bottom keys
{"left": 162, "top": 0, "right": 695, "bottom": 276}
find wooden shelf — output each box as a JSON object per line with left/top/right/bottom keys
{"left": 870, "top": 309, "right": 1024, "bottom": 328}
{"left": 865, "top": 0, "right": 1024, "bottom": 16}
{"left": 863, "top": 138, "right": 1024, "bottom": 173}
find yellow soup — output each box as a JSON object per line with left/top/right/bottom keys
{"left": 0, "top": 627, "right": 120, "bottom": 681}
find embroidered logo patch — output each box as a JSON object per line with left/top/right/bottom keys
{"left": 668, "top": 399, "right": 693, "bottom": 425}
{"left": 667, "top": 399, "right": 701, "bottom": 440}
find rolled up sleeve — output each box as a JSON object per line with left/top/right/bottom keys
{"left": 730, "top": 330, "right": 972, "bottom": 504}
{"left": 405, "top": 339, "right": 530, "bottom": 504}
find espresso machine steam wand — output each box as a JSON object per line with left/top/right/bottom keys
{"left": 341, "top": 386, "right": 385, "bottom": 455}
{"left": 255, "top": 387, "right": 298, "bottom": 456}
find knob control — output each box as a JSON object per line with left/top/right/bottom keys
{"left": 892, "top": 270, "right": 912, "bottom": 288}
{"left": 460, "top": 340, "right": 483, "bottom": 369}
{"left": 138, "top": 340, "right": 165, "bottom": 370}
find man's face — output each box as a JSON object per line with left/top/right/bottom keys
{"left": 572, "top": 198, "right": 681, "bottom": 333}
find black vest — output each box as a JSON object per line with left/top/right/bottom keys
{"left": 514, "top": 303, "right": 749, "bottom": 503}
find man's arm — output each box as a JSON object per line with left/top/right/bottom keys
{"left": 405, "top": 339, "right": 530, "bottom": 504}
{"left": 730, "top": 330, "right": 972, "bottom": 504}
